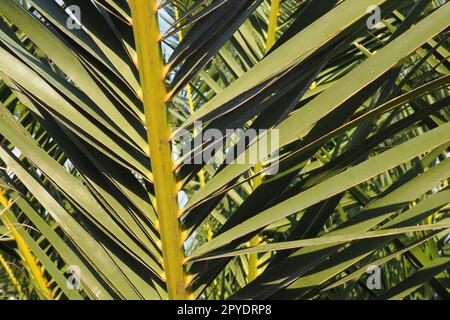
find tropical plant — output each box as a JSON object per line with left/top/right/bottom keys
{"left": 0, "top": 0, "right": 449, "bottom": 300}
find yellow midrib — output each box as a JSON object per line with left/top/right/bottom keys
{"left": 0, "top": 190, "right": 52, "bottom": 299}
{"left": 266, "top": 0, "right": 281, "bottom": 51}
{"left": 129, "top": 0, "right": 187, "bottom": 300}
{"left": 0, "top": 253, "right": 24, "bottom": 298}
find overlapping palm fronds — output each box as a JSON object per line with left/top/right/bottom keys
{"left": 0, "top": 0, "right": 449, "bottom": 300}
